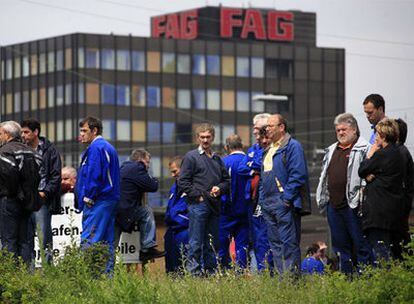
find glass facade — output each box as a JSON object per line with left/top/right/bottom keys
{"left": 0, "top": 30, "right": 344, "bottom": 209}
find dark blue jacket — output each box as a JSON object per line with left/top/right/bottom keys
{"left": 165, "top": 183, "right": 189, "bottom": 231}
{"left": 178, "top": 147, "right": 230, "bottom": 214}
{"left": 238, "top": 143, "right": 263, "bottom": 201}
{"left": 260, "top": 134, "right": 311, "bottom": 214}
{"left": 116, "top": 160, "right": 158, "bottom": 232}
{"left": 221, "top": 152, "right": 250, "bottom": 219}
{"left": 76, "top": 136, "right": 120, "bottom": 210}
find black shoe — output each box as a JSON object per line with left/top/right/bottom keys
{"left": 139, "top": 247, "right": 166, "bottom": 261}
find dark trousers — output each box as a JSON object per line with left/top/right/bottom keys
{"left": 365, "top": 228, "right": 402, "bottom": 263}
{"left": 219, "top": 215, "right": 249, "bottom": 269}
{"left": 0, "top": 197, "right": 33, "bottom": 265}
{"left": 164, "top": 228, "right": 189, "bottom": 273}
{"left": 327, "top": 204, "right": 372, "bottom": 274}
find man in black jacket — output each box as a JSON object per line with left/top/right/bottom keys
{"left": 178, "top": 123, "right": 230, "bottom": 275}
{"left": 0, "top": 121, "right": 42, "bottom": 265}
{"left": 115, "top": 148, "right": 165, "bottom": 261}
{"left": 21, "top": 118, "right": 62, "bottom": 263}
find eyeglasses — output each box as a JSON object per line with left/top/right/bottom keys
{"left": 267, "top": 123, "right": 282, "bottom": 128}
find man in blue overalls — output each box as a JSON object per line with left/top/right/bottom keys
{"left": 164, "top": 156, "right": 189, "bottom": 274}
{"left": 76, "top": 116, "right": 120, "bottom": 273}
{"left": 238, "top": 113, "right": 274, "bottom": 271}
{"left": 261, "top": 114, "right": 311, "bottom": 275}
{"left": 219, "top": 135, "right": 250, "bottom": 269}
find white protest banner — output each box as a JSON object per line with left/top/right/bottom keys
{"left": 34, "top": 193, "right": 140, "bottom": 266}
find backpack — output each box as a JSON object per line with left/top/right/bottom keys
{"left": 15, "top": 150, "right": 43, "bottom": 212}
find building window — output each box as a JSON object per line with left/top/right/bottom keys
{"left": 132, "top": 121, "right": 146, "bottom": 141}
{"left": 39, "top": 53, "right": 46, "bottom": 74}
{"left": 78, "top": 83, "right": 85, "bottom": 103}
{"left": 56, "top": 50, "right": 64, "bottom": 71}
{"left": 117, "top": 120, "right": 131, "bottom": 141}
{"left": 237, "top": 91, "right": 250, "bottom": 112}
{"left": 102, "top": 120, "right": 116, "bottom": 140}
{"left": 213, "top": 125, "right": 221, "bottom": 145}
{"left": 22, "top": 91, "right": 29, "bottom": 112}
{"left": 148, "top": 121, "right": 160, "bottom": 142}
{"left": 56, "top": 85, "right": 64, "bottom": 106}
{"left": 48, "top": 86, "right": 54, "bottom": 108}
{"left": 150, "top": 156, "right": 161, "bottom": 178}
{"left": 117, "top": 85, "right": 130, "bottom": 106}
{"left": 14, "top": 57, "right": 21, "bottom": 78}
{"left": 265, "top": 59, "right": 292, "bottom": 78}
{"left": 56, "top": 121, "right": 64, "bottom": 142}
{"left": 78, "top": 48, "right": 85, "bottom": 68}
{"left": 147, "top": 51, "right": 160, "bottom": 72}
{"left": 177, "top": 54, "right": 190, "bottom": 74}
{"left": 207, "top": 89, "right": 220, "bottom": 110}
{"left": 65, "top": 84, "right": 72, "bottom": 105}
{"left": 132, "top": 51, "right": 145, "bottom": 71}
{"left": 47, "top": 122, "right": 55, "bottom": 142}
{"left": 237, "top": 125, "right": 250, "bottom": 147}
{"left": 22, "top": 56, "right": 29, "bottom": 77}
{"left": 86, "top": 83, "right": 99, "bottom": 104}
{"left": 251, "top": 58, "right": 264, "bottom": 78}
{"left": 65, "top": 119, "right": 73, "bottom": 140}
{"left": 192, "top": 89, "right": 205, "bottom": 110}
{"left": 132, "top": 85, "right": 145, "bottom": 106}
{"left": 65, "top": 48, "right": 72, "bottom": 69}
{"left": 222, "top": 90, "right": 235, "bottom": 111}
{"left": 47, "top": 51, "right": 55, "bottom": 73}
{"left": 39, "top": 88, "right": 46, "bottom": 109}
{"left": 31, "top": 89, "right": 38, "bottom": 111}
{"left": 6, "top": 94, "right": 12, "bottom": 114}
{"left": 102, "top": 84, "right": 115, "bottom": 104}
{"left": 147, "top": 86, "right": 160, "bottom": 107}
{"left": 30, "top": 55, "right": 38, "bottom": 75}
{"left": 192, "top": 54, "right": 205, "bottom": 75}
{"left": 162, "top": 87, "right": 175, "bottom": 108}
{"left": 6, "top": 59, "right": 12, "bottom": 79}
{"left": 177, "top": 89, "right": 191, "bottom": 109}
{"left": 222, "top": 125, "right": 235, "bottom": 144}
{"left": 117, "top": 49, "right": 130, "bottom": 70}
{"left": 162, "top": 53, "right": 176, "bottom": 73}
{"left": 162, "top": 122, "right": 175, "bottom": 143}
{"left": 176, "top": 123, "right": 192, "bottom": 143}
{"left": 102, "top": 49, "right": 115, "bottom": 70}
{"left": 86, "top": 48, "right": 99, "bottom": 68}
{"left": 236, "top": 57, "right": 249, "bottom": 77}
{"left": 206, "top": 55, "right": 220, "bottom": 75}
{"left": 222, "top": 56, "right": 235, "bottom": 76}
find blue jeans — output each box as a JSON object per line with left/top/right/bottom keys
{"left": 219, "top": 215, "right": 249, "bottom": 269}
{"left": 0, "top": 197, "right": 33, "bottom": 265}
{"left": 261, "top": 195, "right": 301, "bottom": 275}
{"left": 187, "top": 202, "right": 219, "bottom": 276}
{"left": 114, "top": 205, "right": 156, "bottom": 251}
{"left": 327, "top": 204, "right": 372, "bottom": 274}
{"left": 365, "top": 228, "right": 393, "bottom": 263}
{"left": 32, "top": 204, "right": 53, "bottom": 263}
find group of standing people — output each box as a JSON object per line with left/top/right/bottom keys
{"left": 0, "top": 92, "right": 412, "bottom": 278}
{"left": 317, "top": 94, "right": 413, "bottom": 274}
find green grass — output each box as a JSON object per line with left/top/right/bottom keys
{"left": 1, "top": 241, "right": 413, "bottom": 304}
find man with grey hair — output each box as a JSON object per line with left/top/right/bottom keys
{"left": 115, "top": 148, "right": 165, "bottom": 261}
{"left": 0, "top": 121, "right": 42, "bottom": 265}
{"left": 238, "top": 113, "right": 274, "bottom": 271}
{"left": 316, "top": 113, "right": 372, "bottom": 274}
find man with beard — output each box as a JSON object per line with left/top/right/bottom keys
{"left": 316, "top": 113, "right": 372, "bottom": 274}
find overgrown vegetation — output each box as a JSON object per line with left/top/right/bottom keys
{"left": 1, "top": 240, "right": 413, "bottom": 304}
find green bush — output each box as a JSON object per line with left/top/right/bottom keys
{"left": 0, "top": 240, "right": 413, "bottom": 304}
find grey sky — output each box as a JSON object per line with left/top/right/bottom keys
{"left": 1, "top": 0, "right": 414, "bottom": 151}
